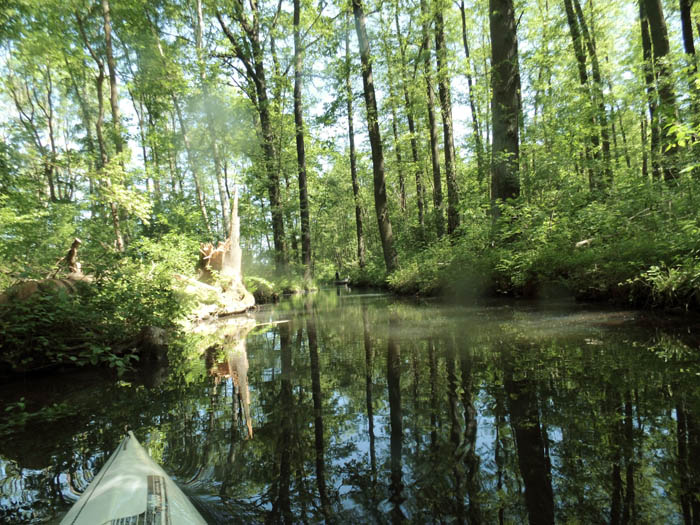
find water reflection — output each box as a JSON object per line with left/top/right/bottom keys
{"left": 1, "top": 292, "right": 700, "bottom": 523}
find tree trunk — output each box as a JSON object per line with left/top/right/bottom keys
{"left": 395, "top": 11, "right": 425, "bottom": 234}
{"left": 435, "top": 0, "right": 460, "bottom": 234}
{"left": 643, "top": 0, "right": 679, "bottom": 179}
{"left": 215, "top": 10, "right": 286, "bottom": 270}
{"left": 353, "top": 0, "right": 397, "bottom": 273}
{"left": 573, "top": 0, "right": 613, "bottom": 188}
{"left": 680, "top": 0, "right": 697, "bottom": 65}
{"left": 196, "top": 0, "right": 230, "bottom": 235}
{"left": 102, "top": 0, "right": 122, "bottom": 157}
{"left": 345, "top": 16, "right": 366, "bottom": 269}
{"left": 680, "top": 0, "right": 700, "bottom": 123}
{"left": 639, "top": 0, "right": 662, "bottom": 179}
{"left": 489, "top": 0, "right": 521, "bottom": 210}
{"left": 563, "top": 0, "right": 598, "bottom": 190}
{"left": 75, "top": 12, "right": 124, "bottom": 251}
{"left": 420, "top": 0, "right": 444, "bottom": 237}
{"left": 386, "top": 58, "right": 406, "bottom": 213}
{"left": 306, "top": 302, "right": 331, "bottom": 519}
{"left": 459, "top": 1, "right": 485, "bottom": 184}
{"left": 294, "top": 0, "right": 312, "bottom": 277}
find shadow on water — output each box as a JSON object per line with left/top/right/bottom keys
{"left": 2, "top": 288, "right": 700, "bottom": 523}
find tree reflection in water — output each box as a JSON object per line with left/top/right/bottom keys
{"left": 1, "top": 292, "right": 700, "bottom": 523}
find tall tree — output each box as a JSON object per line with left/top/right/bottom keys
{"left": 639, "top": 0, "right": 662, "bottom": 178}
{"left": 642, "top": 0, "right": 679, "bottom": 179}
{"left": 573, "top": 0, "right": 612, "bottom": 188}
{"left": 563, "top": 0, "right": 596, "bottom": 186}
{"left": 216, "top": 5, "right": 287, "bottom": 269}
{"left": 149, "top": 19, "right": 213, "bottom": 236}
{"left": 294, "top": 0, "right": 312, "bottom": 276}
{"left": 489, "top": 0, "right": 521, "bottom": 210}
{"left": 352, "top": 0, "right": 398, "bottom": 272}
{"left": 196, "top": 0, "right": 230, "bottom": 235}
{"left": 394, "top": 7, "right": 425, "bottom": 234}
{"left": 434, "top": 0, "right": 460, "bottom": 234}
{"left": 458, "top": 0, "right": 485, "bottom": 183}
{"left": 75, "top": 12, "right": 125, "bottom": 251}
{"left": 344, "top": 14, "right": 366, "bottom": 269}
{"left": 420, "top": 0, "right": 444, "bottom": 237}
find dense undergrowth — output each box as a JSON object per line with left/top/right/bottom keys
{"left": 385, "top": 176, "right": 700, "bottom": 309}
{"left": 0, "top": 253, "right": 193, "bottom": 376}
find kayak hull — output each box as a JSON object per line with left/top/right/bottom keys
{"left": 60, "top": 431, "right": 207, "bottom": 525}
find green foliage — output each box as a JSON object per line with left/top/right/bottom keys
{"left": 0, "top": 256, "right": 191, "bottom": 375}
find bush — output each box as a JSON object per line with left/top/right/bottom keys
{"left": 0, "top": 257, "right": 190, "bottom": 375}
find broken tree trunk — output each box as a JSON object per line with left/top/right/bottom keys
{"left": 194, "top": 189, "right": 254, "bottom": 316}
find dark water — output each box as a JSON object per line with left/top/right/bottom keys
{"left": 2, "top": 289, "right": 700, "bottom": 524}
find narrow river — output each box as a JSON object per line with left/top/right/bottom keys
{"left": 2, "top": 288, "right": 700, "bottom": 523}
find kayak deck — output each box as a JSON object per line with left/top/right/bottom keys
{"left": 60, "top": 431, "right": 206, "bottom": 525}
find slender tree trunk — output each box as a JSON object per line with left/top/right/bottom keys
{"left": 196, "top": 0, "right": 230, "bottom": 235}
{"left": 345, "top": 16, "right": 366, "bottom": 269}
{"left": 641, "top": 112, "right": 649, "bottom": 178}
{"left": 173, "top": 92, "right": 213, "bottom": 236}
{"left": 353, "top": 0, "right": 397, "bottom": 272}
{"left": 385, "top": 58, "right": 407, "bottom": 213}
{"left": 216, "top": 10, "right": 287, "bottom": 269}
{"left": 395, "top": 12, "right": 425, "bottom": 234}
{"left": 563, "top": 0, "right": 598, "bottom": 190}
{"left": 435, "top": 0, "right": 460, "bottom": 234}
{"left": 102, "top": 0, "right": 127, "bottom": 250}
{"left": 75, "top": 13, "right": 124, "bottom": 251}
{"left": 420, "top": 0, "right": 444, "bottom": 237}
{"left": 573, "top": 0, "right": 613, "bottom": 187}
{"left": 489, "top": 0, "right": 521, "bottom": 210}
{"left": 294, "top": 0, "right": 312, "bottom": 276}
{"left": 643, "top": 0, "right": 680, "bottom": 179}
{"left": 387, "top": 323, "right": 405, "bottom": 522}
{"left": 639, "top": 1, "right": 662, "bottom": 179}
{"left": 306, "top": 302, "right": 331, "bottom": 519}
{"left": 459, "top": 1, "right": 485, "bottom": 183}
{"left": 150, "top": 20, "right": 213, "bottom": 236}
{"left": 102, "top": 0, "right": 122, "bottom": 157}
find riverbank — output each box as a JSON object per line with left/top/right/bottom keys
{"left": 349, "top": 180, "right": 700, "bottom": 311}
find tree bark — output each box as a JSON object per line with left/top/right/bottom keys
{"left": 345, "top": 16, "right": 366, "bottom": 269}
{"left": 395, "top": 11, "right": 425, "bottom": 234}
{"left": 352, "top": 0, "right": 397, "bottom": 272}
{"left": 679, "top": 0, "right": 700, "bottom": 122}
{"left": 216, "top": 9, "right": 287, "bottom": 269}
{"left": 643, "top": 0, "right": 679, "bottom": 179}
{"left": 434, "top": 0, "right": 460, "bottom": 234}
{"left": 420, "top": 0, "right": 444, "bottom": 237}
{"left": 101, "top": 0, "right": 122, "bottom": 157}
{"left": 196, "top": 0, "right": 230, "bottom": 235}
{"left": 563, "top": 0, "right": 598, "bottom": 190}
{"left": 459, "top": 1, "right": 485, "bottom": 184}
{"left": 294, "top": 0, "right": 312, "bottom": 277}
{"left": 385, "top": 56, "right": 407, "bottom": 213}
{"left": 75, "top": 12, "right": 124, "bottom": 251}
{"left": 639, "top": 0, "right": 662, "bottom": 179}
{"left": 680, "top": 0, "right": 697, "bottom": 62}
{"left": 573, "top": 0, "right": 613, "bottom": 188}
{"left": 489, "top": 0, "right": 521, "bottom": 209}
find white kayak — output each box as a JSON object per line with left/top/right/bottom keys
{"left": 61, "top": 431, "right": 207, "bottom": 525}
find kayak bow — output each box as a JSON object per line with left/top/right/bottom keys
{"left": 60, "top": 431, "right": 207, "bottom": 525}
